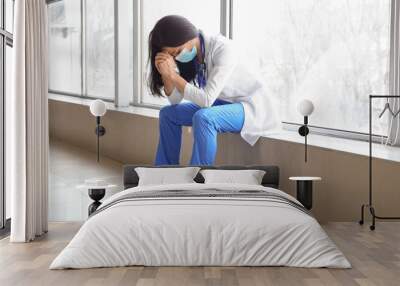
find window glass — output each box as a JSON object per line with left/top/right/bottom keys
{"left": 128, "top": 0, "right": 134, "bottom": 104}
{"left": 140, "top": 0, "right": 221, "bottom": 106}
{"left": 5, "top": 44, "right": 12, "bottom": 219}
{"left": 5, "top": 0, "right": 14, "bottom": 32}
{"left": 85, "top": 0, "right": 115, "bottom": 100}
{"left": 232, "top": 0, "right": 391, "bottom": 134}
{"left": 48, "top": 0, "right": 82, "bottom": 94}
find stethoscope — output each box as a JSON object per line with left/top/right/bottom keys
{"left": 194, "top": 31, "right": 207, "bottom": 89}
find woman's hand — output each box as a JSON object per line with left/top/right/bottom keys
{"left": 155, "top": 52, "right": 177, "bottom": 96}
{"left": 155, "top": 52, "right": 176, "bottom": 77}
{"left": 154, "top": 52, "right": 187, "bottom": 95}
{"left": 158, "top": 62, "right": 176, "bottom": 79}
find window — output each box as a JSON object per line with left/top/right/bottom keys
{"left": 48, "top": 0, "right": 115, "bottom": 101}
{"left": 139, "top": 0, "right": 222, "bottom": 107}
{"left": 48, "top": 0, "right": 224, "bottom": 105}
{"left": 5, "top": 0, "right": 13, "bottom": 32}
{"left": 4, "top": 44, "right": 11, "bottom": 221}
{"left": 232, "top": 0, "right": 391, "bottom": 135}
{"left": 47, "top": 0, "right": 394, "bottom": 139}
{"left": 48, "top": 0, "right": 82, "bottom": 94}
{"left": 85, "top": 0, "right": 114, "bottom": 100}
{"left": 1, "top": 0, "right": 14, "bottom": 232}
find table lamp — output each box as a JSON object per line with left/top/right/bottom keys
{"left": 89, "top": 100, "right": 107, "bottom": 162}
{"left": 297, "top": 99, "right": 314, "bottom": 162}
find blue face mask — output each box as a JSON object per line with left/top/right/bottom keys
{"left": 175, "top": 46, "right": 197, "bottom": 63}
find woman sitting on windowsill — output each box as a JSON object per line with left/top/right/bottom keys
{"left": 148, "top": 15, "right": 279, "bottom": 166}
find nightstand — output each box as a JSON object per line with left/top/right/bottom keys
{"left": 77, "top": 179, "right": 117, "bottom": 216}
{"left": 289, "top": 177, "right": 322, "bottom": 210}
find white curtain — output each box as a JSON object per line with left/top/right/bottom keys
{"left": 388, "top": 0, "right": 400, "bottom": 145}
{"left": 7, "top": 0, "right": 49, "bottom": 242}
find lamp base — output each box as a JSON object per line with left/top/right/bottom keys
{"left": 88, "top": 188, "right": 106, "bottom": 216}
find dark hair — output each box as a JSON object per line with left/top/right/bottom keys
{"left": 148, "top": 15, "right": 199, "bottom": 96}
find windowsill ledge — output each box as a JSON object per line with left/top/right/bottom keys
{"left": 49, "top": 93, "right": 159, "bottom": 118}
{"left": 49, "top": 93, "right": 400, "bottom": 164}
{"left": 265, "top": 130, "right": 400, "bottom": 163}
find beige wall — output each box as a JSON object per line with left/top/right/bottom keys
{"left": 49, "top": 99, "right": 400, "bottom": 222}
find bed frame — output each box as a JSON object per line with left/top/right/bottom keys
{"left": 123, "top": 165, "right": 280, "bottom": 190}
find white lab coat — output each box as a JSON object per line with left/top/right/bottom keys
{"left": 167, "top": 34, "right": 280, "bottom": 146}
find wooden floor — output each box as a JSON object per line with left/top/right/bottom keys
{"left": 0, "top": 222, "right": 399, "bottom": 286}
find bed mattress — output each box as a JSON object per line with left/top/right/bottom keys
{"left": 50, "top": 183, "right": 350, "bottom": 269}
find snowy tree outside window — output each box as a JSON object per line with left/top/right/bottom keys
{"left": 233, "top": 0, "right": 391, "bottom": 135}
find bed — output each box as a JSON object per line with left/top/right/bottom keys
{"left": 50, "top": 165, "right": 350, "bottom": 269}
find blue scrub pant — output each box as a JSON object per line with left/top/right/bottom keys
{"left": 155, "top": 100, "right": 245, "bottom": 166}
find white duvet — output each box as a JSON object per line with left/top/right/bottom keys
{"left": 50, "top": 183, "right": 351, "bottom": 269}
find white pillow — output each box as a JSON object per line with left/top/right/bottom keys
{"left": 135, "top": 167, "right": 200, "bottom": 186}
{"left": 200, "top": 169, "right": 266, "bottom": 185}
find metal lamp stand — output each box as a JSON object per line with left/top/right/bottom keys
{"left": 298, "top": 116, "right": 310, "bottom": 162}
{"left": 95, "top": 116, "right": 106, "bottom": 162}
{"left": 359, "top": 95, "right": 400, "bottom": 230}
